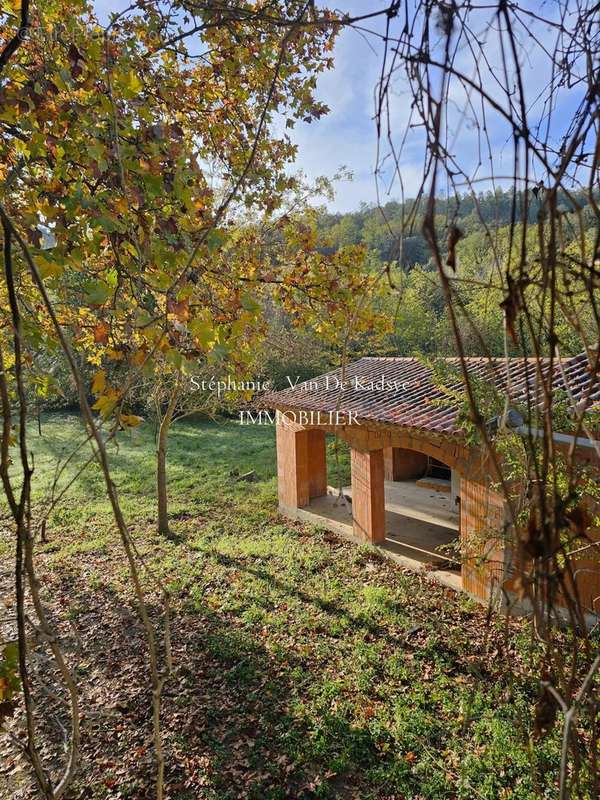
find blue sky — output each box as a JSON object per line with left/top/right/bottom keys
{"left": 279, "top": 1, "right": 392, "bottom": 212}
{"left": 304, "top": 1, "right": 589, "bottom": 213}
{"left": 93, "top": 2, "right": 588, "bottom": 214}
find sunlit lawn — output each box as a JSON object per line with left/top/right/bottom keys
{"left": 0, "top": 413, "right": 568, "bottom": 799}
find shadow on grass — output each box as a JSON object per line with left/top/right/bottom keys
{"left": 208, "top": 549, "right": 409, "bottom": 647}
{"left": 59, "top": 582, "right": 389, "bottom": 800}
{"left": 30, "top": 414, "right": 346, "bottom": 510}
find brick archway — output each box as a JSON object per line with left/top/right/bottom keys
{"left": 335, "top": 425, "right": 473, "bottom": 476}
{"left": 266, "top": 350, "right": 597, "bottom": 610}
{"left": 385, "top": 432, "right": 463, "bottom": 472}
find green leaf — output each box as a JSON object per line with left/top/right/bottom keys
{"left": 84, "top": 280, "right": 112, "bottom": 306}
{"left": 240, "top": 292, "right": 260, "bottom": 313}
{"left": 189, "top": 316, "right": 214, "bottom": 348}
{"left": 207, "top": 229, "right": 226, "bottom": 253}
{"left": 3, "top": 643, "right": 18, "bottom": 668}
{"left": 128, "top": 71, "right": 143, "bottom": 92}
{"left": 143, "top": 173, "right": 163, "bottom": 197}
{"left": 93, "top": 215, "right": 120, "bottom": 233}
{"left": 165, "top": 349, "right": 183, "bottom": 369}
{"left": 209, "top": 343, "right": 228, "bottom": 362}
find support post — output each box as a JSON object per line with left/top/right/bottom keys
{"left": 383, "top": 447, "right": 395, "bottom": 481}
{"left": 350, "top": 447, "right": 385, "bottom": 543}
{"left": 276, "top": 423, "right": 310, "bottom": 509}
{"left": 460, "top": 477, "right": 506, "bottom": 600}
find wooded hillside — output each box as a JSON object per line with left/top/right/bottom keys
{"left": 309, "top": 188, "right": 598, "bottom": 358}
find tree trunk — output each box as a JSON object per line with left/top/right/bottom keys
{"left": 157, "top": 388, "right": 179, "bottom": 537}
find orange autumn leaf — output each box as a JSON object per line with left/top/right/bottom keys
{"left": 94, "top": 321, "right": 110, "bottom": 344}
{"left": 167, "top": 297, "right": 190, "bottom": 321}
{"left": 130, "top": 349, "right": 147, "bottom": 366}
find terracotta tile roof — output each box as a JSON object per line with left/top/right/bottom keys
{"left": 263, "top": 351, "right": 599, "bottom": 436}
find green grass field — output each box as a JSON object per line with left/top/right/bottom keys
{"left": 1, "top": 413, "right": 568, "bottom": 799}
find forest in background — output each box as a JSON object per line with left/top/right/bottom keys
{"left": 264, "top": 187, "right": 598, "bottom": 387}
{"left": 34, "top": 184, "right": 597, "bottom": 406}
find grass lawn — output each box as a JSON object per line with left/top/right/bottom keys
{"left": 0, "top": 413, "right": 568, "bottom": 799}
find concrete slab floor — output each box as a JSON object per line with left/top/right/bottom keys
{"left": 343, "top": 479, "right": 459, "bottom": 530}
{"left": 300, "top": 480, "right": 462, "bottom": 591}
{"left": 287, "top": 494, "right": 462, "bottom": 592}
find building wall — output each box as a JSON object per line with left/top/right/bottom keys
{"left": 351, "top": 448, "right": 386, "bottom": 543}
{"left": 274, "top": 411, "right": 599, "bottom": 618}
{"left": 383, "top": 447, "right": 428, "bottom": 481}
{"left": 563, "top": 527, "right": 600, "bottom": 616}
{"left": 460, "top": 477, "right": 507, "bottom": 601}
{"left": 276, "top": 423, "right": 328, "bottom": 510}
{"left": 308, "top": 429, "right": 328, "bottom": 499}
{"left": 276, "top": 423, "right": 310, "bottom": 509}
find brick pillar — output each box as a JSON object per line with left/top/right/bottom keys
{"left": 383, "top": 447, "right": 427, "bottom": 481}
{"left": 351, "top": 448, "right": 385, "bottom": 544}
{"left": 460, "top": 477, "right": 506, "bottom": 600}
{"left": 307, "top": 429, "right": 327, "bottom": 499}
{"left": 276, "top": 423, "right": 310, "bottom": 509}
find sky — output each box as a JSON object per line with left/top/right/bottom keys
{"left": 276, "top": 2, "right": 392, "bottom": 212}
{"left": 93, "top": 0, "right": 390, "bottom": 212}
{"left": 93, "top": 2, "right": 589, "bottom": 214}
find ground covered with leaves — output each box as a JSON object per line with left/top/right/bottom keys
{"left": 0, "top": 414, "right": 570, "bottom": 799}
